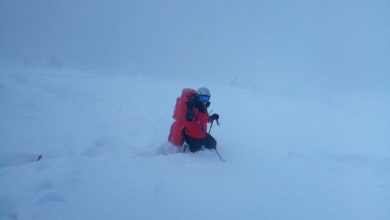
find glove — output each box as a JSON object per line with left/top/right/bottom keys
{"left": 208, "top": 113, "right": 219, "bottom": 122}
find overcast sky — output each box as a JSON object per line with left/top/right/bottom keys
{"left": 1, "top": 0, "right": 389, "bottom": 90}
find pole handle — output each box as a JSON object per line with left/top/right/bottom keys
{"left": 208, "top": 120, "right": 214, "bottom": 133}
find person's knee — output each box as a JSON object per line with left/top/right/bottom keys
{"left": 205, "top": 136, "right": 217, "bottom": 149}
{"left": 189, "top": 144, "right": 202, "bottom": 152}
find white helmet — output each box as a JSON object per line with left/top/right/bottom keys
{"left": 197, "top": 87, "right": 211, "bottom": 97}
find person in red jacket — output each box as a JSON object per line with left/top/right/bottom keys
{"left": 183, "top": 87, "right": 219, "bottom": 152}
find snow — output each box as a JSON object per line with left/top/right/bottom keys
{"left": 0, "top": 65, "right": 389, "bottom": 220}
{"left": 1, "top": 0, "right": 389, "bottom": 219}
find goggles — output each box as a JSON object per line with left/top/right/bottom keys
{"left": 199, "top": 95, "right": 210, "bottom": 103}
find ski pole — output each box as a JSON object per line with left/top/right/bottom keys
{"left": 208, "top": 120, "right": 214, "bottom": 133}
{"left": 214, "top": 148, "right": 225, "bottom": 161}
{"left": 208, "top": 119, "right": 225, "bottom": 161}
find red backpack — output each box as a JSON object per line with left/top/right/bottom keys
{"left": 168, "top": 88, "right": 196, "bottom": 146}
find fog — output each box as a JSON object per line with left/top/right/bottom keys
{"left": 0, "top": 2, "right": 389, "bottom": 218}
{"left": 1, "top": 0, "right": 388, "bottom": 92}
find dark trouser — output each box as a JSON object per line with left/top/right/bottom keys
{"left": 183, "top": 133, "right": 217, "bottom": 152}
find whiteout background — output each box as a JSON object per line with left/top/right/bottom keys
{"left": 0, "top": 1, "right": 389, "bottom": 219}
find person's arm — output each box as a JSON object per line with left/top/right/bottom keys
{"left": 185, "top": 96, "right": 196, "bottom": 121}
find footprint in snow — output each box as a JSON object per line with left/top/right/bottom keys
{"left": 0, "top": 196, "right": 18, "bottom": 220}
{"left": 36, "top": 191, "right": 65, "bottom": 204}
{"left": 34, "top": 179, "right": 53, "bottom": 193}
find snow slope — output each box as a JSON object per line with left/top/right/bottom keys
{"left": 0, "top": 66, "right": 389, "bottom": 220}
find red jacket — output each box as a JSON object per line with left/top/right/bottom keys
{"left": 168, "top": 89, "right": 209, "bottom": 146}
{"left": 183, "top": 98, "right": 209, "bottom": 139}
